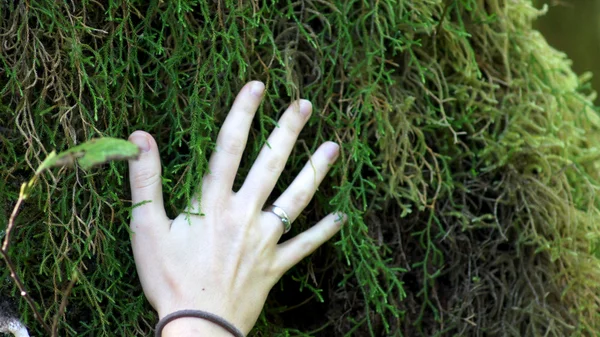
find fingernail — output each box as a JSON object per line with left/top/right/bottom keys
{"left": 250, "top": 81, "right": 265, "bottom": 97}
{"left": 325, "top": 142, "right": 340, "bottom": 160}
{"left": 299, "top": 99, "right": 312, "bottom": 117}
{"left": 130, "top": 133, "right": 151, "bottom": 153}
{"left": 335, "top": 212, "right": 348, "bottom": 225}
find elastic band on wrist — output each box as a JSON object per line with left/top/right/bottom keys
{"left": 155, "top": 309, "right": 245, "bottom": 337}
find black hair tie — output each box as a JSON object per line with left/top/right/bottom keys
{"left": 155, "top": 309, "right": 244, "bottom": 337}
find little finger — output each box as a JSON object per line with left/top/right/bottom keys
{"left": 274, "top": 212, "right": 347, "bottom": 273}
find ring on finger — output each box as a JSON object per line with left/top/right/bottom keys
{"left": 264, "top": 204, "right": 292, "bottom": 233}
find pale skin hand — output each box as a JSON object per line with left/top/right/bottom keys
{"left": 127, "top": 81, "right": 346, "bottom": 336}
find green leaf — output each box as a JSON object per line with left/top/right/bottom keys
{"left": 35, "top": 138, "right": 140, "bottom": 174}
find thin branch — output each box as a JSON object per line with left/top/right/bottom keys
{"left": 51, "top": 272, "right": 78, "bottom": 337}
{"left": 1, "top": 183, "right": 52, "bottom": 334}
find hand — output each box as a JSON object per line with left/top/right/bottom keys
{"left": 127, "top": 81, "right": 346, "bottom": 336}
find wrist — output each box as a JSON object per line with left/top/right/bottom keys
{"left": 161, "top": 317, "right": 234, "bottom": 337}
{"left": 156, "top": 301, "right": 256, "bottom": 336}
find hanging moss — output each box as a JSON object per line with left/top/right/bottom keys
{"left": 1, "top": 0, "right": 600, "bottom": 336}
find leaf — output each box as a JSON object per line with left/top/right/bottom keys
{"left": 35, "top": 138, "right": 140, "bottom": 174}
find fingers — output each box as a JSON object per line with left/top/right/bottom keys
{"left": 238, "top": 99, "right": 312, "bottom": 207}
{"left": 274, "top": 212, "right": 346, "bottom": 272}
{"left": 203, "top": 81, "right": 265, "bottom": 199}
{"left": 128, "top": 131, "right": 169, "bottom": 230}
{"left": 261, "top": 142, "right": 340, "bottom": 237}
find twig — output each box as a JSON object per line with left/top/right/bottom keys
{"left": 0, "top": 182, "right": 53, "bottom": 334}
{"left": 51, "top": 272, "right": 78, "bottom": 337}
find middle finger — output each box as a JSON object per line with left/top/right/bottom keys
{"left": 238, "top": 99, "right": 312, "bottom": 208}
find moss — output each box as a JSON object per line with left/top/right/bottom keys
{"left": 1, "top": 0, "right": 600, "bottom": 336}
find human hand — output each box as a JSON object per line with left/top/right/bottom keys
{"left": 127, "top": 81, "right": 346, "bottom": 336}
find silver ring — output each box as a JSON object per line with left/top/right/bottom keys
{"left": 264, "top": 205, "right": 291, "bottom": 233}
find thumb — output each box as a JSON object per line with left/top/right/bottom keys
{"left": 128, "top": 131, "right": 168, "bottom": 225}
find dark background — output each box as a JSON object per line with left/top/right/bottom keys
{"left": 536, "top": 1, "right": 600, "bottom": 102}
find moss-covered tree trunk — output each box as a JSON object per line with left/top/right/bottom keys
{"left": 1, "top": 0, "right": 600, "bottom": 336}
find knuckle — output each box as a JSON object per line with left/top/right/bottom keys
{"left": 133, "top": 169, "right": 161, "bottom": 189}
{"left": 218, "top": 135, "right": 245, "bottom": 156}
{"left": 264, "top": 152, "right": 286, "bottom": 173}
{"left": 225, "top": 199, "right": 257, "bottom": 225}
{"left": 269, "top": 263, "right": 285, "bottom": 279}
{"left": 290, "top": 189, "right": 313, "bottom": 208}
{"left": 298, "top": 236, "right": 316, "bottom": 255}
{"left": 282, "top": 119, "right": 303, "bottom": 134}
{"left": 203, "top": 170, "right": 221, "bottom": 184}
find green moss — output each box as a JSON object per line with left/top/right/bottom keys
{"left": 1, "top": 0, "right": 600, "bottom": 336}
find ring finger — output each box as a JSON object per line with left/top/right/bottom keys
{"left": 261, "top": 141, "right": 340, "bottom": 236}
